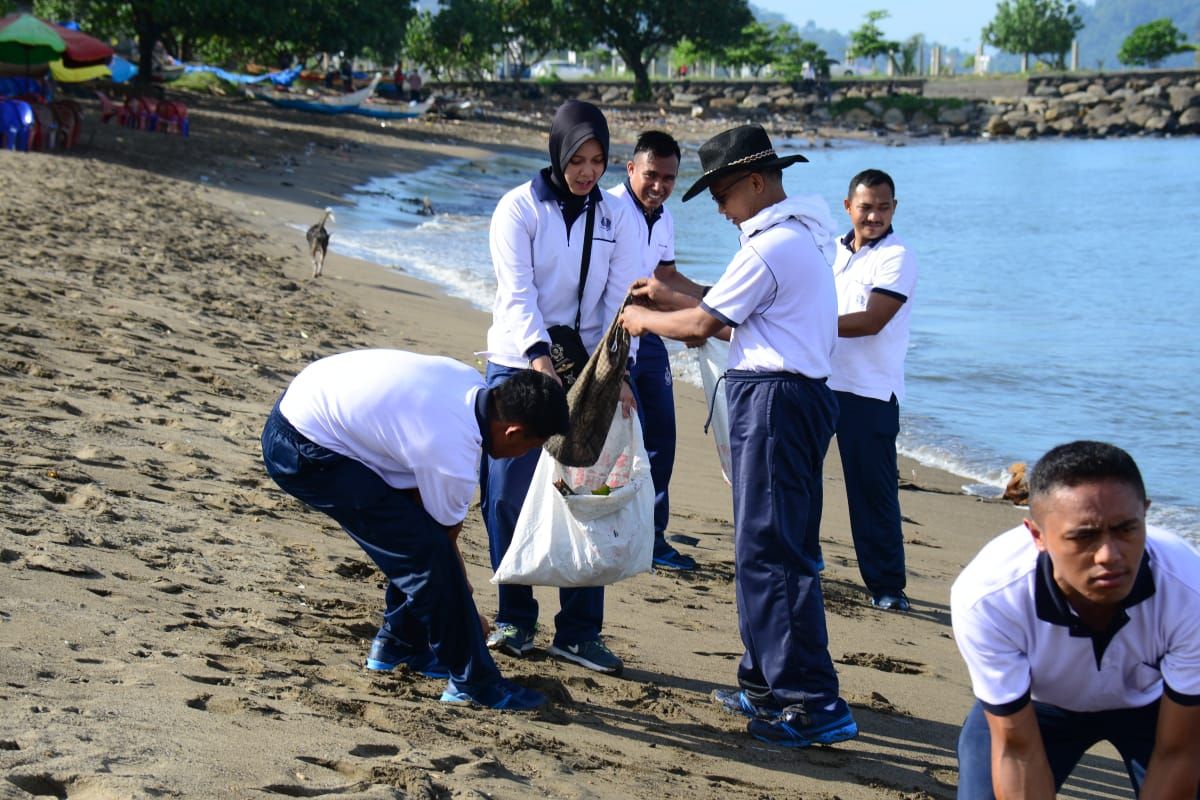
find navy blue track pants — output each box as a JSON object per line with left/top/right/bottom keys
{"left": 727, "top": 370, "right": 841, "bottom": 709}
{"left": 261, "top": 402, "right": 501, "bottom": 693}
{"left": 833, "top": 390, "right": 906, "bottom": 597}
{"left": 630, "top": 333, "right": 677, "bottom": 556}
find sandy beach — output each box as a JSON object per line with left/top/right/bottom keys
{"left": 0, "top": 94, "right": 1134, "bottom": 798}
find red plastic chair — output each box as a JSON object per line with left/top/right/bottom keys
{"left": 126, "top": 96, "right": 157, "bottom": 130}
{"left": 95, "top": 90, "right": 128, "bottom": 126}
{"left": 155, "top": 99, "right": 189, "bottom": 136}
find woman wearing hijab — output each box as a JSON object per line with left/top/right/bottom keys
{"left": 480, "top": 100, "right": 641, "bottom": 675}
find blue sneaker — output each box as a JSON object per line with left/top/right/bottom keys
{"left": 712, "top": 688, "right": 781, "bottom": 720}
{"left": 486, "top": 623, "right": 536, "bottom": 657}
{"left": 365, "top": 634, "right": 449, "bottom": 679}
{"left": 653, "top": 547, "right": 697, "bottom": 571}
{"left": 871, "top": 591, "right": 911, "bottom": 612}
{"left": 547, "top": 639, "right": 623, "bottom": 675}
{"left": 747, "top": 698, "right": 858, "bottom": 748}
{"left": 440, "top": 678, "right": 547, "bottom": 711}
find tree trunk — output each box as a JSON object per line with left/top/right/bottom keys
{"left": 625, "top": 52, "right": 651, "bottom": 103}
{"left": 131, "top": 4, "right": 161, "bottom": 88}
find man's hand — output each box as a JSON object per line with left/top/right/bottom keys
{"left": 620, "top": 304, "right": 652, "bottom": 337}
{"left": 630, "top": 277, "right": 697, "bottom": 311}
{"left": 530, "top": 354, "right": 562, "bottom": 385}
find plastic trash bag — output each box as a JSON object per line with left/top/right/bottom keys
{"left": 492, "top": 409, "right": 653, "bottom": 587}
{"left": 697, "top": 339, "right": 732, "bottom": 486}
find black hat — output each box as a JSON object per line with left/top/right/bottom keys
{"left": 681, "top": 124, "right": 808, "bottom": 202}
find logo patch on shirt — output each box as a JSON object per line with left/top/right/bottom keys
{"left": 600, "top": 214, "right": 612, "bottom": 233}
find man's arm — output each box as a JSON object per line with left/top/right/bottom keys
{"left": 1140, "top": 695, "right": 1200, "bottom": 799}
{"left": 620, "top": 303, "right": 725, "bottom": 342}
{"left": 653, "top": 262, "right": 708, "bottom": 301}
{"left": 838, "top": 291, "right": 904, "bottom": 338}
{"left": 984, "top": 705, "right": 1056, "bottom": 799}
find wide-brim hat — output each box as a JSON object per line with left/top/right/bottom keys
{"left": 681, "top": 124, "right": 808, "bottom": 202}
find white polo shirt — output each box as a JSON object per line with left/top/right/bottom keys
{"left": 700, "top": 195, "right": 838, "bottom": 377}
{"left": 829, "top": 227, "right": 918, "bottom": 403}
{"left": 607, "top": 181, "right": 675, "bottom": 280}
{"left": 486, "top": 171, "right": 642, "bottom": 369}
{"left": 951, "top": 524, "right": 1200, "bottom": 715}
{"left": 278, "top": 349, "right": 486, "bottom": 527}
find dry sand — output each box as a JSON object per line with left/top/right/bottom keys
{"left": 0, "top": 93, "right": 1134, "bottom": 798}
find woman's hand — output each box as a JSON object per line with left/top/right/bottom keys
{"left": 619, "top": 379, "right": 637, "bottom": 418}
{"left": 530, "top": 354, "right": 562, "bottom": 385}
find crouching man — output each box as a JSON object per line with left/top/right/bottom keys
{"left": 951, "top": 440, "right": 1200, "bottom": 797}
{"left": 261, "top": 349, "right": 568, "bottom": 711}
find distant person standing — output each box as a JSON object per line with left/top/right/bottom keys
{"left": 340, "top": 57, "right": 354, "bottom": 93}
{"left": 393, "top": 63, "right": 405, "bottom": 96}
{"left": 829, "top": 168, "right": 917, "bottom": 612}
{"left": 407, "top": 68, "right": 423, "bottom": 102}
{"left": 606, "top": 130, "right": 703, "bottom": 572}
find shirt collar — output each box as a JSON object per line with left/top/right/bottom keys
{"left": 842, "top": 225, "right": 895, "bottom": 252}
{"left": 474, "top": 386, "right": 492, "bottom": 454}
{"left": 622, "top": 178, "right": 664, "bottom": 225}
{"left": 1034, "top": 550, "right": 1156, "bottom": 667}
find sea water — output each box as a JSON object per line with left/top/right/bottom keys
{"left": 329, "top": 135, "right": 1200, "bottom": 540}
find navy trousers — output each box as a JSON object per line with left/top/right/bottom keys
{"left": 630, "top": 333, "right": 677, "bottom": 557}
{"left": 956, "top": 699, "right": 1194, "bottom": 798}
{"left": 260, "top": 402, "right": 501, "bottom": 693}
{"left": 727, "top": 370, "right": 840, "bottom": 709}
{"left": 480, "top": 362, "right": 603, "bottom": 646}
{"left": 833, "top": 390, "right": 906, "bottom": 597}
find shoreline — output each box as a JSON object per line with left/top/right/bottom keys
{"left": 0, "top": 96, "right": 1141, "bottom": 799}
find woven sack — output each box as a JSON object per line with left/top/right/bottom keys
{"left": 543, "top": 296, "right": 631, "bottom": 467}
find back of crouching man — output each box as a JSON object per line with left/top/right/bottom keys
{"left": 261, "top": 348, "right": 568, "bottom": 711}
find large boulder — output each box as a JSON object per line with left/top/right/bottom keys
{"left": 740, "top": 93, "right": 771, "bottom": 109}
{"left": 1167, "top": 87, "right": 1199, "bottom": 113}
{"left": 1015, "top": 125, "right": 1038, "bottom": 139}
{"left": 838, "top": 107, "right": 877, "bottom": 128}
{"left": 1085, "top": 82, "right": 1110, "bottom": 98}
{"left": 1050, "top": 116, "right": 1082, "bottom": 135}
{"left": 1143, "top": 113, "right": 1173, "bottom": 132}
{"left": 671, "top": 92, "right": 702, "bottom": 106}
{"left": 910, "top": 110, "right": 934, "bottom": 131}
{"left": 1178, "top": 106, "right": 1200, "bottom": 131}
{"left": 864, "top": 99, "right": 885, "bottom": 115}
{"left": 1058, "top": 80, "right": 1085, "bottom": 95}
{"left": 600, "top": 86, "right": 625, "bottom": 104}
{"left": 710, "top": 96, "right": 739, "bottom": 111}
{"left": 1043, "top": 101, "right": 1079, "bottom": 122}
{"left": 882, "top": 107, "right": 907, "bottom": 129}
{"left": 986, "top": 114, "right": 1014, "bottom": 136}
{"left": 937, "top": 105, "right": 971, "bottom": 125}
{"left": 1063, "top": 91, "right": 1100, "bottom": 107}
{"left": 1126, "top": 105, "right": 1159, "bottom": 128}
{"left": 1033, "top": 83, "right": 1060, "bottom": 97}
{"left": 768, "top": 85, "right": 794, "bottom": 100}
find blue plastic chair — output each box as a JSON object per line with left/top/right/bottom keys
{"left": 0, "top": 99, "right": 34, "bottom": 151}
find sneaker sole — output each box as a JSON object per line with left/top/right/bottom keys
{"left": 487, "top": 639, "right": 535, "bottom": 658}
{"left": 751, "top": 719, "right": 858, "bottom": 748}
{"left": 547, "top": 644, "right": 622, "bottom": 675}
{"left": 365, "top": 658, "right": 399, "bottom": 671}
{"left": 652, "top": 560, "right": 696, "bottom": 571}
{"left": 712, "top": 690, "right": 781, "bottom": 720}
{"left": 439, "top": 690, "right": 545, "bottom": 711}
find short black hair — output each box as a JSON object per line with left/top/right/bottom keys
{"left": 1028, "top": 441, "right": 1147, "bottom": 504}
{"left": 490, "top": 370, "right": 569, "bottom": 439}
{"left": 848, "top": 168, "right": 896, "bottom": 199}
{"left": 633, "top": 130, "right": 681, "bottom": 163}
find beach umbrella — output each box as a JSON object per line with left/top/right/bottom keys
{"left": 0, "top": 14, "right": 66, "bottom": 70}
{"left": 0, "top": 14, "right": 112, "bottom": 71}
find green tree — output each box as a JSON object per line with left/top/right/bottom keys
{"left": 897, "top": 33, "right": 923, "bottom": 75}
{"left": 567, "top": 0, "right": 751, "bottom": 101}
{"left": 495, "top": 0, "right": 589, "bottom": 79}
{"left": 1118, "top": 18, "right": 1193, "bottom": 67}
{"left": 723, "top": 20, "right": 776, "bottom": 77}
{"left": 847, "top": 9, "right": 899, "bottom": 70}
{"left": 403, "top": 1, "right": 496, "bottom": 81}
{"left": 671, "top": 36, "right": 717, "bottom": 76}
{"left": 982, "top": 0, "right": 1083, "bottom": 70}
{"left": 770, "top": 24, "right": 836, "bottom": 80}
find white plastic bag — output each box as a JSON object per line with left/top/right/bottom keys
{"left": 697, "top": 338, "right": 733, "bottom": 486}
{"left": 492, "top": 410, "right": 654, "bottom": 587}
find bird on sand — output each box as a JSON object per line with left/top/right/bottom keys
{"left": 307, "top": 208, "right": 334, "bottom": 278}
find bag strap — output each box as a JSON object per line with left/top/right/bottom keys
{"left": 573, "top": 197, "right": 597, "bottom": 332}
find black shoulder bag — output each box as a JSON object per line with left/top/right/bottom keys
{"left": 546, "top": 200, "right": 596, "bottom": 387}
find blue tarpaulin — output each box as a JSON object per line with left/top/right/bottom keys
{"left": 182, "top": 64, "right": 302, "bottom": 86}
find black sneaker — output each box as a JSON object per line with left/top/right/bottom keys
{"left": 365, "top": 633, "right": 449, "bottom": 679}
{"left": 871, "top": 591, "right": 911, "bottom": 612}
{"left": 747, "top": 698, "right": 858, "bottom": 748}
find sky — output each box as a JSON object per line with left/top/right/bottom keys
{"left": 752, "top": 0, "right": 1076, "bottom": 49}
